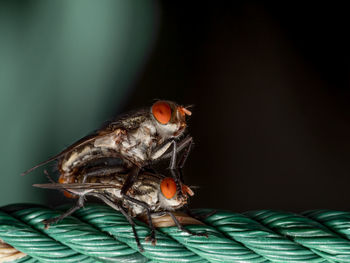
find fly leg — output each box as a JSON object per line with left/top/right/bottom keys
{"left": 42, "top": 195, "right": 85, "bottom": 228}
{"left": 175, "top": 136, "right": 194, "bottom": 169}
{"left": 89, "top": 192, "right": 144, "bottom": 252}
{"left": 160, "top": 135, "right": 193, "bottom": 166}
{"left": 121, "top": 165, "right": 140, "bottom": 196}
{"left": 168, "top": 140, "right": 184, "bottom": 199}
{"left": 151, "top": 211, "right": 208, "bottom": 237}
{"left": 119, "top": 206, "right": 144, "bottom": 251}
{"left": 165, "top": 212, "right": 208, "bottom": 237}
{"left": 159, "top": 136, "right": 193, "bottom": 196}
{"left": 168, "top": 141, "right": 184, "bottom": 199}
{"left": 151, "top": 135, "right": 193, "bottom": 191}
{"left": 78, "top": 164, "right": 146, "bottom": 247}
{"left": 119, "top": 165, "right": 157, "bottom": 244}
{"left": 120, "top": 193, "right": 157, "bottom": 245}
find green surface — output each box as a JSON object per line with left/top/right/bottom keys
{"left": 2, "top": 204, "right": 350, "bottom": 262}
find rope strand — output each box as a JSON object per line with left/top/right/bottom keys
{"left": 1, "top": 204, "right": 350, "bottom": 262}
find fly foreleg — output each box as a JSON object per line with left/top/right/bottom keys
{"left": 167, "top": 137, "right": 194, "bottom": 199}
{"left": 168, "top": 140, "right": 178, "bottom": 170}
{"left": 159, "top": 135, "right": 193, "bottom": 167}
{"left": 176, "top": 136, "right": 193, "bottom": 169}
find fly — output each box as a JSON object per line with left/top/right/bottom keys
{"left": 34, "top": 170, "right": 200, "bottom": 251}
{"left": 22, "top": 100, "right": 193, "bottom": 201}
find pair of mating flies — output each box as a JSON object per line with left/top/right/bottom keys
{"left": 23, "top": 100, "right": 203, "bottom": 251}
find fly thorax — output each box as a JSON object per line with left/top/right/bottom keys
{"left": 135, "top": 181, "right": 158, "bottom": 204}
{"left": 135, "top": 121, "right": 157, "bottom": 147}
{"left": 127, "top": 192, "right": 158, "bottom": 216}
{"left": 119, "top": 121, "right": 157, "bottom": 162}
{"left": 94, "top": 130, "right": 124, "bottom": 149}
{"left": 137, "top": 190, "right": 158, "bottom": 207}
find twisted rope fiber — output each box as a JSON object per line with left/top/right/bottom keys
{"left": 0, "top": 205, "right": 350, "bottom": 262}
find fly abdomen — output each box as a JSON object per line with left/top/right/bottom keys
{"left": 59, "top": 145, "right": 123, "bottom": 174}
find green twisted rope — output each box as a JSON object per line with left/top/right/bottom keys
{"left": 1, "top": 204, "right": 350, "bottom": 262}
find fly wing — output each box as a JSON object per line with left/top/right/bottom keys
{"left": 21, "top": 108, "right": 149, "bottom": 176}
{"left": 33, "top": 182, "right": 122, "bottom": 197}
{"left": 21, "top": 132, "right": 107, "bottom": 176}
{"left": 101, "top": 108, "right": 149, "bottom": 131}
{"left": 33, "top": 183, "right": 119, "bottom": 189}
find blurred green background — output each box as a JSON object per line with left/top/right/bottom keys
{"left": 2, "top": 1, "right": 350, "bottom": 211}
{"left": 0, "top": 0, "right": 158, "bottom": 205}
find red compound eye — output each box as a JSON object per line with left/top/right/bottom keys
{"left": 152, "top": 101, "right": 172, "bottom": 124}
{"left": 160, "top": 177, "right": 177, "bottom": 199}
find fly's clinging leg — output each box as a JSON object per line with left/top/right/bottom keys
{"left": 166, "top": 212, "right": 208, "bottom": 237}
{"left": 159, "top": 135, "right": 193, "bottom": 166}
{"left": 120, "top": 192, "right": 157, "bottom": 245}
{"left": 119, "top": 165, "right": 157, "bottom": 245}
{"left": 90, "top": 192, "right": 144, "bottom": 252}
{"left": 150, "top": 135, "right": 193, "bottom": 198}
{"left": 121, "top": 165, "right": 140, "bottom": 195}
{"left": 43, "top": 195, "right": 85, "bottom": 228}
{"left": 168, "top": 140, "right": 177, "bottom": 170}
{"left": 168, "top": 140, "right": 184, "bottom": 199}
{"left": 151, "top": 136, "right": 193, "bottom": 199}
{"left": 151, "top": 211, "right": 208, "bottom": 237}
{"left": 176, "top": 136, "right": 193, "bottom": 169}
{"left": 168, "top": 136, "right": 193, "bottom": 198}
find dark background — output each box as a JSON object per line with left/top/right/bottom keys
{"left": 127, "top": 2, "right": 350, "bottom": 211}
{"left": 2, "top": 1, "right": 350, "bottom": 212}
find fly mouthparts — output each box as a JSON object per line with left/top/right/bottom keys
{"left": 182, "top": 184, "right": 194, "bottom": 196}
{"left": 182, "top": 108, "right": 192, "bottom": 116}
{"left": 178, "top": 106, "right": 192, "bottom": 117}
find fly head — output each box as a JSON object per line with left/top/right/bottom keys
{"left": 151, "top": 100, "right": 192, "bottom": 139}
{"left": 158, "top": 177, "right": 194, "bottom": 211}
